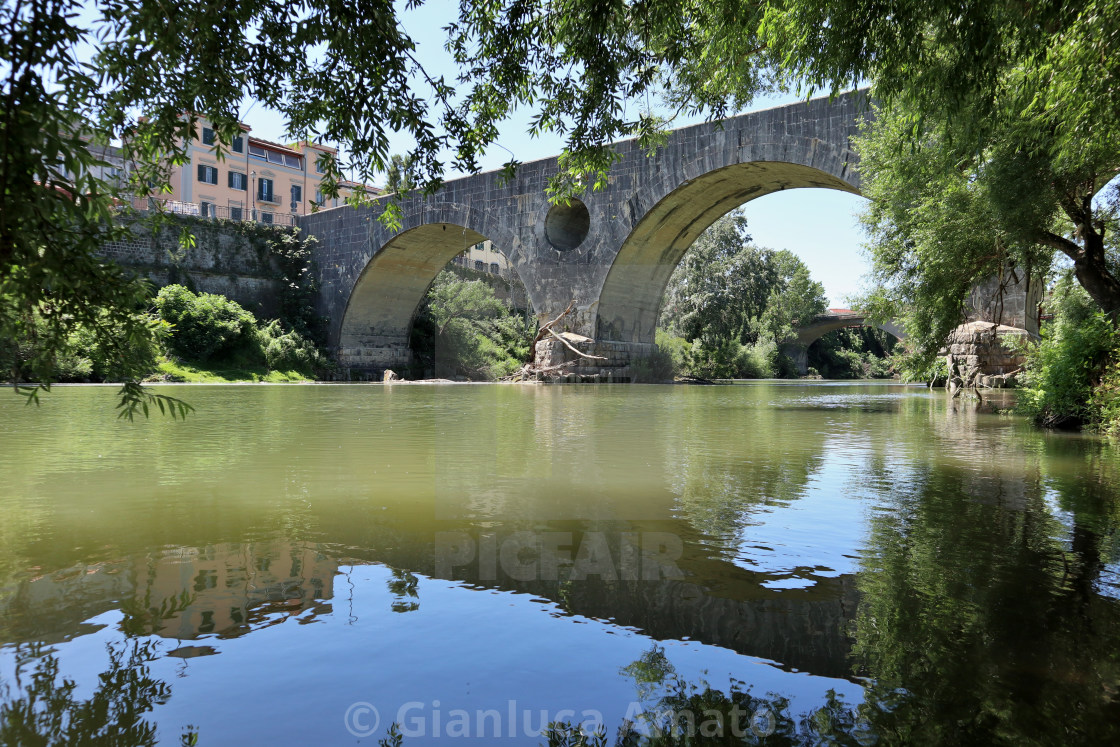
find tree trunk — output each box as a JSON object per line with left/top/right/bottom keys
{"left": 1073, "top": 229, "right": 1120, "bottom": 317}
{"left": 1042, "top": 193, "right": 1120, "bottom": 316}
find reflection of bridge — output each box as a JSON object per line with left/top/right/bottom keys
{"left": 782, "top": 309, "right": 905, "bottom": 375}
{"left": 300, "top": 92, "right": 869, "bottom": 373}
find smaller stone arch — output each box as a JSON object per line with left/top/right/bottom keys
{"left": 781, "top": 311, "right": 905, "bottom": 375}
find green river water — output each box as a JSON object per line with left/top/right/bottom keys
{"left": 1, "top": 382, "right": 1118, "bottom": 744}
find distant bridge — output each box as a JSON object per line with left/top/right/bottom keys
{"left": 782, "top": 309, "right": 905, "bottom": 375}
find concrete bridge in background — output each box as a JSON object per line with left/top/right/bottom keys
{"left": 782, "top": 309, "right": 906, "bottom": 375}
{"left": 298, "top": 92, "right": 869, "bottom": 374}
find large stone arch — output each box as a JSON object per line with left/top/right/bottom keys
{"left": 595, "top": 161, "right": 861, "bottom": 344}
{"left": 319, "top": 202, "right": 525, "bottom": 369}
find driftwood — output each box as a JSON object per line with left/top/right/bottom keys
{"left": 503, "top": 300, "right": 605, "bottom": 381}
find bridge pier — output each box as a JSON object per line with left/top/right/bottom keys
{"left": 780, "top": 342, "right": 811, "bottom": 376}
{"left": 336, "top": 334, "right": 412, "bottom": 372}
{"left": 535, "top": 337, "right": 657, "bottom": 381}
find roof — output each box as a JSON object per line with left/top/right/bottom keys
{"left": 247, "top": 136, "right": 304, "bottom": 157}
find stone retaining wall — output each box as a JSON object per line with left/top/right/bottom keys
{"left": 99, "top": 219, "right": 284, "bottom": 318}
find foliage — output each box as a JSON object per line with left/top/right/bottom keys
{"left": 853, "top": 104, "right": 1057, "bottom": 361}
{"left": 155, "top": 285, "right": 257, "bottom": 362}
{"left": 154, "top": 285, "right": 324, "bottom": 377}
{"left": 411, "top": 271, "right": 532, "bottom": 380}
{"left": 266, "top": 229, "right": 325, "bottom": 345}
{"left": 751, "top": 250, "right": 828, "bottom": 344}
{"left": 659, "top": 211, "right": 773, "bottom": 344}
{"left": 808, "top": 328, "right": 897, "bottom": 380}
{"left": 384, "top": 154, "right": 418, "bottom": 194}
{"left": 653, "top": 329, "right": 691, "bottom": 378}
{"left": 1017, "top": 274, "right": 1116, "bottom": 429}
{"left": 0, "top": 0, "right": 187, "bottom": 417}
{"left": 659, "top": 211, "right": 829, "bottom": 379}
{"left": 834, "top": 1, "right": 1120, "bottom": 371}
{"left": 258, "top": 320, "right": 325, "bottom": 373}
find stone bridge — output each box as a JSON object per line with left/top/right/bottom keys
{"left": 298, "top": 91, "right": 869, "bottom": 374}
{"left": 782, "top": 309, "right": 906, "bottom": 375}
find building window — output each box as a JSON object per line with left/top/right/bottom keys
{"left": 197, "top": 164, "right": 218, "bottom": 184}
{"left": 258, "top": 177, "right": 274, "bottom": 202}
{"left": 230, "top": 206, "right": 243, "bottom": 221}
{"left": 249, "top": 144, "right": 267, "bottom": 159}
{"left": 229, "top": 171, "right": 247, "bottom": 190}
{"left": 290, "top": 184, "right": 302, "bottom": 208}
{"left": 490, "top": 263, "right": 500, "bottom": 275}
{"left": 199, "top": 201, "right": 213, "bottom": 218}
{"left": 284, "top": 154, "right": 302, "bottom": 169}
{"left": 474, "top": 260, "right": 484, "bottom": 272}
{"left": 232, "top": 136, "right": 244, "bottom": 153}
{"left": 261, "top": 212, "right": 274, "bottom": 225}
{"left": 316, "top": 157, "right": 327, "bottom": 174}
{"left": 201, "top": 127, "right": 215, "bottom": 145}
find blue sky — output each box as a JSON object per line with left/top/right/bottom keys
{"left": 235, "top": 2, "right": 873, "bottom": 307}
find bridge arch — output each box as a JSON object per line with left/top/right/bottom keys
{"left": 782, "top": 312, "right": 906, "bottom": 375}
{"left": 333, "top": 204, "right": 526, "bottom": 370}
{"left": 595, "top": 160, "right": 861, "bottom": 343}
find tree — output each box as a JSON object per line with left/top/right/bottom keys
{"left": 384, "top": 153, "right": 418, "bottom": 194}
{"left": 762, "top": 1, "right": 1120, "bottom": 354}
{"left": 659, "top": 210, "right": 775, "bottom": 344}
{"left": 752, "top": 249, "right": 828, "bottom": 344}
{"left": 411, "top": 271, "right": 531, "bottom": 380}
{"left": 660, "top": 213, "right": 826, "bottom": 347}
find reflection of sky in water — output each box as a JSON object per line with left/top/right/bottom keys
{"left": 728, "top": 436, "right": 889, "bottom": 588}
{"left": 2, "top": 564, "right": 864, "bottom": 745}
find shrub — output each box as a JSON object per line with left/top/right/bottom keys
{"left": 1017, "top": 273, "right": 1116, "bottom": 429}
{"left": 415, "top": 271, "right": 533, "bottom": 380}
{"left": 155, "top": 285, "right": 258, "bottom": 362}
{"left": 257, "top": 320, "right": 324, "bottom": 373}
{"left": 0, "top": 306, "right": 162, "bottom": 383}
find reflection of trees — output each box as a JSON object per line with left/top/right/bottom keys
{"left": 664, "top": 387, "right": 826, "bottom": 548}
{"left": 537, "top": 644, "right": 876, "bottom": 746}
{"left": 851, "top": 464, "right": 1120, "bottom": 743}
{"left": 387, "top": 568, "right": 420, "bottom": 612}
{"left": 0, "top": 641, "right": 194, "bottom": 745}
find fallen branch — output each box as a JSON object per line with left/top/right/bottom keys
{"left": 530, "top": 299, "right": 578, "bottom": 356}
{"left": 544, "top": 327, "right": 607, "bottom": 361}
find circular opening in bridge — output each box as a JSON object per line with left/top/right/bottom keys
{"left": 544, "top": 199, "right": 590, "bottom": 252}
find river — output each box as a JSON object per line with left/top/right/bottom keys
{"left": 1, "top": 382, "right": 1118, "bottom": 744}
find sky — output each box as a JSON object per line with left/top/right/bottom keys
{"left": 179, "top": 1, "right": 875, "bottom": 307}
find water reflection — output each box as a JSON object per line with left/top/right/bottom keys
{"left": 0, "top": 383, "right": 1118, "bottom": 743}
{"left": 0, "top": 640, "right": 194, "bottom": 745}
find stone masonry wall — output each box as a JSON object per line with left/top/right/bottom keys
{"left": 99, "top": 219, "right": 284, "bottom": 318}
{"left": 967, "top": 267, "right": 1044, "bottom": 335}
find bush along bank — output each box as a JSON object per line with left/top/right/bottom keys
{"left": 0, "top": 284, "right": 329, "bottom": 385}
{"left": 1015, "top": 273, "right": 1120, "bottom": 431}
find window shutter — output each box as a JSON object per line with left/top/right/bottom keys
{"left": 197, "top": 164, "right": 205, "bottom": 182}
